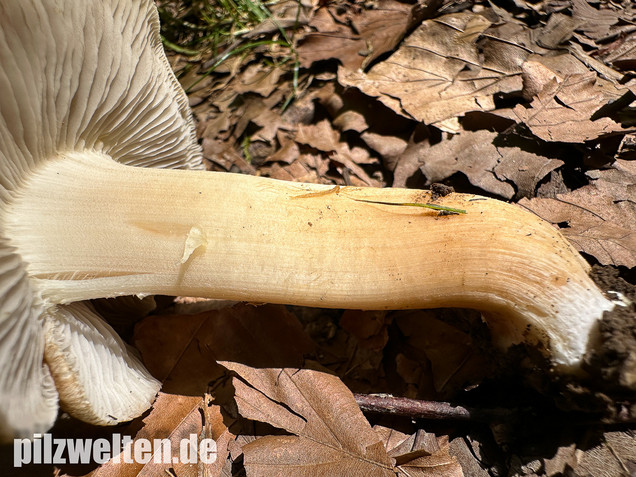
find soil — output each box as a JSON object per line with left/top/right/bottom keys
{"left": 587, "top": 265, "right": 636, "bottom": 392}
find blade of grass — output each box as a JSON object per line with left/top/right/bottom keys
{"left": 161, "top": 36, "right": 201, "bottom": 56}
{"left": 186, "top": 39, "right": 289, "bottom": 92}
{"left": 351, "top": 199, "right": 468, "bottom": 215}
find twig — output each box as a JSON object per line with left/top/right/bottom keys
{"left": 353, "top": 393, "right": 507, "bottom": 422}
{"left": 353, "top": 393, "right": 636, "bottom": 425}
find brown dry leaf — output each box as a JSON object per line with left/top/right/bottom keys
{"left": 571, "top": 0, "right": 627, "bottom": 41}
{"left": 598, "top": 31, "right": 636, "bottom": 72}
{"left": 376, "top": 427, "right": 464, "bottom": 477}
{"left": 617, "top": 134, "right": 636, "bottom": 161}
{"left": 333, "top": 109, "right": 369, "bottom": 133}
{"left": 419, "top": 130, "right": 562, "bottom": 199}
{"left": 220, "top": 361, "right": 396, "bottom": 476}
{"left": 200, "top": 91, "right": 236, "bottom": 142}
{"left": 536, "top": 13, "right": 581, "bottom": 49}
{"left": 297, "top": 0, "right": 416, "bottom": 70}
{"left": 395, "top": 352, "right": 426, "bottom": 398}
{"left": 448, "top": 436, "right": 491, "bottom": 477}
{"left": 234, "top": 91, "right": 286, "bottom": 139}
{"left": 493, "top": 147, "right": 564, "bottom": 199}
{"left": 361, "top": 131, "right": 421, "bottom": 188}
{"left": 394, "top": 310, "right": 491, "bottom": 398}
{"left": 338, "top": 12, "right": 527, "bottom": 125}
{"left": 392, "top": 140, "right": 431, "bottom": 188}
{"left": 202, "top": 138, "right": 256, "bottom": 174}
{"left": 361, "top": 131, "right": 408, "bottom": 159}
{"left": 615, "top": 158, "right": 636, "bottom": 175}
{"left": 135, "top": 304, "right": 315, "bottom": 395}
{"left": 264, "top": 131, "right": 300, "bottom": 164}
{"left": 295, "top": 119, "right": 382, "bottom": 186}
{"left": 260, "top": 153, "right": 330, "bottom": 183}
{"left": 340, "top": 310, "right": 390, "bottom": 351}
{"left": 200, "top": 66, "right": 293, "bottom": 167}
{"left": 295, "top": 118, "right": 342, "bottom": 153}
{"left": 419, "top": 130, "right": 513, "bottom": 198}
{"left": 251, "top": 108, "right": 290, "bottom": 143}
{"left": 299, "top": 308, "right": 387, "bottom": 392}
{"left": 84, "top": 393, "right": 232, "bottom": 477}
{"left": 513, "top": 57, "right": 635, "bottom": 143}
{"left": 518, "top": 54, "right": 592, "bottom": 101}
{"left": 519, "top": 166, "right": 636, "bottom": 268}
{"left": 128, "top": 305, "right": 316, "bottom": 474}
{"left": 539, "top": 429, "right": 636, "bottom": 477}
{"left": 233, "top": 63, "right": 284, "bottom": 97}
{"left": 245, "top": 0, "right": 315, "bottom": 37}
{"left": 571, "top": 430, "right": 636, "bottom": 477}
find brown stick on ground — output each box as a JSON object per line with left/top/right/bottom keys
{"left": 354, "top": 393, "right": 636, "bottom": 424}
{"left": 354, "top": 393, "right": 505, "bottom": 422}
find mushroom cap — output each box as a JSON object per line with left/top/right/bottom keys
{"left": 0, "top": 0, "right": 202, "bottom": 438}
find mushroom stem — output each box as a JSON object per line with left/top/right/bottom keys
{"left": 7, "top": 151, "right": 613, "bottom": 368}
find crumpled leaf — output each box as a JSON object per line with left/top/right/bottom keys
{"left": 202, "top": 138, "right": 256, "bottom": 174}
{"left": 338, "top": 12, "right": 527, "bottom": 125}
{"left": 333, "top": 109, "right": 369, "bottom": 133}
{"left": 493, "top": 148, "right": 564, "bottom": 199}
{"left": 198, "top": 62, "right": 297, "bottom": 169}
{"left": 297, "top": 0, "right": 416, "bottom": 70}
{"left": 513, "top": 57, "right": 635, "bottom": 143}
{"left": 543, "top": 430, "right": 636, "bottom": 477}
{"left": 576, "top": 431, "right": 636, "bottom": 476}
{"left": 361, "top": 131, "right": 408, "bottom": 159}
{"left": 260, "top": 152, "right": 332, "bottom": 183}
{"left": 233, "top": 63, "right": 284, "bottom": 98}
{"left": 536, "top": 13, "right": 581, "bottom": 49}
{"left": 448, "top": 436, "right": 492, "bottom": 477}
{"left": 295, "top": 119, "right": 382, "bottom": 186}
{"left": 519, "top": 166, "right": 636, "bottom": 268}
{"left": 84, "top": 393, "right": 232, "bottom": 477}
{"left": 241, "top": 0, "right": 314, "bottom": 39}
{"left": 571, "top": 0, "right": 626, "bottom": 41}
{"left": 419, "top": 130, "right": 562, "bottom": 199}
{"left": 220, "top": 361, "right": 396, "bottom": 476}
{"left": 599, "top": 32, "right": 636, "bottom": 72}
{"left": 376, "top": 426, "right": 464, "bottom": 477}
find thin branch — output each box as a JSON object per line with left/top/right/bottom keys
{"left": 353, "top": 393, "right": 506, "bottom": 422}
{"left": 354, "top": 393, "right": 636, "bottom": 425}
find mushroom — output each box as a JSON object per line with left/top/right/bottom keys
{"left": 0, "top": 0, "right": 618, "bottom": 440}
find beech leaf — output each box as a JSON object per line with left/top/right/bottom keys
{"left": 519, "top": 167, "right": 636, "bottom": 268}
{"left": 513, "top": 60, "right": 635, "bottom": 143}
{"left": 297, "top": 0, "right": 414, "bottom": 70}
{"left": 419, "top": 130, "right": 562, "bottom": 199}
{"left": 86, "top": 394, "right": 232, "bottom": 477}
{"left": 338, "top": 12, "right": 526, "bottom": 125}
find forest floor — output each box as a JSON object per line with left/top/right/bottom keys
{"left": 6, "top": 0, "right": 636, "bottom": 476}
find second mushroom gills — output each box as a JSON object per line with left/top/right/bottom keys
{"left": 0, "top": 0, "right": 628, "bottom": 440}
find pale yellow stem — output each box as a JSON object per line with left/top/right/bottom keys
{"left": 6, "top": 152, "right": 614, "bottom": 367}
